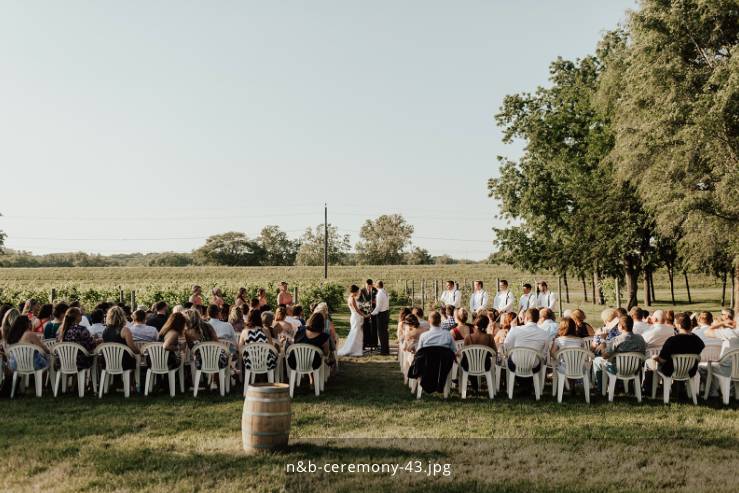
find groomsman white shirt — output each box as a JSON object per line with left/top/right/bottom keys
{"left": 469, "top": 290, "right": 489, "bottom": 313}
{"left": 537, "top": 291, "right": 557, "bottom": 310}
{"left": 440, "top": 289, "right": 461, "bottom": 308}
{"left": 371, "top": 288, "right": 389, "bottom": 315}
{"left": 493, "top": 290, "right": 514, "bottom": 313}
{"left": 519, "top": 292, "right": 536, "bottom": 312}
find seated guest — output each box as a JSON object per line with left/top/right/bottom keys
{"left": 44, "top": 302, "right": 69, "bottom": 340}
{"left": 102, "top": 306, "right": 138, "bottom": 371}
{"left": 450, "top": 308, "right": 472, "bottom": 341}
{"left": 292, "top": 312, "right": 331, "bottom": 370}
{"left": 313, "top": 302, "right": 338, "bottom": 355}
{"left": 642, "top": 309, "right": 675, "bottom": 351}
{"left": 402, "top": 314, "right": 427, "bottom": 353}
{"left": 650, "top": 312, "right": 704, "bottom": 379}
{"left": 211, "top": 288, "right": 225, "bottom": 308}
{"left": 228, "top": 306, "right": 245, "bottom": 333}
{"left": 538, "top": 308, "right": 559, "bottom": 341}
{"left": 272, "top": 307, "right": 295, "bottom": 341}
{"left": 158, "top": 312, "right": 188, "bottom": 370}
{"left": 57, "top": 307, "right": 95, "bottom": 369}
{"left": 35, "top": 303, "right": 53, "bottom": 333}
{"left": 493, "top": 312, "right": 517, "bottom": 348}
{"left": 550, "top": 317, "right": 586, "bottom": 363}
{"left": 704, "top": 312, "right": 739, "bottom": 380}
{"left": 206, "top": 304, "right": 236, "bottom": 344}
{"left": 692, "top": 311, "right": 721, "bottom": 346}
{"left": 417, "top": 312, "right": 457, "bottom": 353}
{"left": 461, "top": 314, "right": 496, "bottom": 393}
{"left": 412, "top": 307, "right": 430, "bottom": 330}
{"left": 285, "top": 305, "right": 304, "bottom": 332}
{"left": 184, "top": 308, "right": 225, "bottom": 369}
{"left": 396, "top": 307, "right": 411, "bottom": 345}
{"left": 239, "top": 309, "right": 274, "bottom": 347}
{"left": 2, "top": 308, "right": 21, "bottom": 344}
{"left": 664, "top": 310, "right": 676, "bottom": 330}
{"left": 87, "top": 309, "right": 106, "bottom": 339}
{"left": 6, "top": 316, "right": 50, "bottom": 371}
{"left": 146, "top": 301, "right": 169, "bottom": 330}
{"left": 631, "top": 307, "right": 650, "bottom": 335}
{"left": 504, "top": 308, "right": 548, "bottom": 370}
{"left": 592, "top": 315, "right": 646, "bottom": 388}
{"left": 440, "top": 305, "right": 456, "bottom": 331}
{"left": 129, "top": 310, "right": 159, "bottom": 342}
{"left": 593, "top": 308, "right": 620, "bottom": 348}
{"left": 710, "top": 308, "right": 736, "bottom": 330}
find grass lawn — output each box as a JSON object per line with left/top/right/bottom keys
{"left": 2, "top": 294, "right": 737, "bottom": 492}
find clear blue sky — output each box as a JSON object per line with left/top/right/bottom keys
{"left": 0, "top": 0, "right": 635, "bottom": 260}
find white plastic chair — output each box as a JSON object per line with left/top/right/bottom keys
{"left": 506, "top": 347, "right": 544, "bottom": 400}
{"left": 43, "top": 338, "right": 59, "bottom": 388}
{"left": 580, "top": 337, "right": 594, "bottom": 351}
{"left": 96, "top": 343, "right": 137, "bottom": 398}
{"left": 241, "top": 343, "right": 278, "bottom": 396}
{"left": 450, "top": 340, "right": 466, "bottom": 388}
{"left": 52, "top": 342, "right": 91, "bottom": 398}
{"left": 8, "top": 344, "right": 48, "bottom": 398}
{"left": 656, "top": 354, "right": 701, "bottom": 405}
{"left": 698, "top": 345, "right": 722, "bottom": 400}
{"left": 710, "top": 349, "right": 739, "bottom": 405}
{"left": 285, "top": 343, "right": 323, "bottom": 397}
{"left": 192, "top": 342, "right": 230, "bottom": 397}
{"left": 552, "top": 347, "right": 592, "bottom": 403}
{"left": 143, "top": 343, "right": 184, "bottom": 397}
{"left": 458, "top": 345, "right": 496, "bottom": 399}
{"left": 604, "top": 352, "right": 646, "bottom": 402}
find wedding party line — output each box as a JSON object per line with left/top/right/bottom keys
{"left": 1, "top": 279, "right": 738, "bottom": 405}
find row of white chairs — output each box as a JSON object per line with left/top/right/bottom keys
{"left": 400, "top": 341, "right": 739, "bottom": 405}
{"left": 2, "top": 341, "right": 331, "bottom": 400}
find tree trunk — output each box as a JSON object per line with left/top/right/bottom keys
{"left": 721, "top": 271, "right": 728, "bottom": 307}
{"left": 591, "top": 272, "right": 597, "bottom": 305}
{"left": 642, "top": 270, "right": 651, "bottom": 307}
{"left": 667, "top": 267, "right": 675, "bottom": 305}
{"left": 624, "top": 260, "right": 639, "bottom": 310}
{"left": 649, "top": 270, "right": 656, "bottom": 302}
{"left": 581, "top": 275, "right": 588, "bottom": 303}
{"left": 732, "top": 264, "right": 737, "bottom": 311}
{"left": 563, "top": 271, "right": 570, "bottom": 303}
{"left": 683, "top": 270, "right": 692, "bottom": 304}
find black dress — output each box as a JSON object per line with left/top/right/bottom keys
{"left": 102, "top": 327, "right": 136, "bottom": 370}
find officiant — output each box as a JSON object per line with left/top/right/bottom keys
{"left": 359, "top": 279, "right": 378, "bottom": 350}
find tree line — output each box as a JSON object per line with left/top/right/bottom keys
{"left": 0, "top": 215, "right": 478, "bottom": 267}
{"left": 488, "top": 0, "right": 738, "bottom": 309}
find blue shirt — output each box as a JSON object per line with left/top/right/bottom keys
{"left": 417, "top": 326, "right": 456, "bottom": 353}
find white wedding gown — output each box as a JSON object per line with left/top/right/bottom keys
{"left": 337, "top": 296, "right": 365, "bottom": 357}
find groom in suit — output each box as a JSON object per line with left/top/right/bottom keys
{"left": 359, "top": 279, "right": 378, "bottom": 350}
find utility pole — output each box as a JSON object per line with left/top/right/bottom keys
{"left": 323, "top": 203, "right": 328, "bottom": 280}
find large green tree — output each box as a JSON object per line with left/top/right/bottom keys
{"left": 193, "top": 232, "right": 262, "bottom": 266}
{"left": 601, "top": 0, "right": 739, "bottom": 307}
{"left": 295, "top": 224, "right": 351, "bottom": 266}
{"left": 355, "top": 214, "right": 414, "bottom": 265}
{"left": 255, "top": 225, "right": 299, "bottom": 266}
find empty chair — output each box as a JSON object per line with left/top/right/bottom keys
{"left": 604, "top": 352, "right": 646, "bottom": 402}
{"left": 506, "top": 347, "right": 544, "bottom": 400}
{"left": 96, "top": 343, "right": 137, "bottom": 398}
{"left": 552, "top": 347, "right": 592, "bottom": 404}
{"left": 241, "top": 343, "right": 279, "bottom": 396}
{"left": 143, "top": 343, "right": 184, "bottom": 398}
{"left": 698, "top": 345, "right": 722, "bottom": 400}
{"left": 285, "top": 343, "right": 324, "bottom": 397}
{"left": 710, "top": 349, "right": 739, "bottom": 405}
{"left": 191, "top": 342, "right": 231, "bottom": 397}
{"left": 458, "top": 345, "right": 496, "bottom": 399}
{"left": 656, "top": 354, "right": 701, "bottom": 405}
{"left": 8, "top": 344, "right": 48, "bottom": 398}
{"left": 52, "top": 342, "right": 92, "bottom": 398}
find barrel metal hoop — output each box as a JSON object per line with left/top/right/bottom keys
{"left": 245, "top": 411, "right": 293, "bottom": 417}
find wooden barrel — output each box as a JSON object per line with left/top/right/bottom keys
{"left": 242, "top": 383, "right": 292, "bottom": 453}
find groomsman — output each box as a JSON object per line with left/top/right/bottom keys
{"left": 518, "top": 283, "right": 536, "bottom": 318}
{"left": 439, "top": 280, "right": 461, "bottom": 309}
{"left": 359, "top": 279, "right": 378, "bottom": 350}
{"left": 469, "top": 280, "right": 489, "bottom": 314}
{"left": 493, "top": 280, "right": 514, "bottom": 313}
{"left": 536, "top": 281, "right": 557, "bottom": 310}
{"left": 371, "top": 281, "right": 390, "bottom": 355}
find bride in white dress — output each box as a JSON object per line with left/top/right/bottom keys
{"left": 337, "top": 285, "right": 367, "bottom": 357}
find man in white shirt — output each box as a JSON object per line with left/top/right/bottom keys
{"left": 642, "top": 309, "right": 675, "bottom": 350}
{"left": 469, "top": 280, "right": 489, "bottom": 314}
{"left": 630, "top": 307, "right": 650, "bottom": 335}
{"left": 536, "top": 281, "right": 557, "bottom": 311}
{"left": 692, "top": 311, "right": 722, "bottom": 346}
{"left": 129, "top": 309, "right": 159, "bottom": 342}
{"left": 504, "top": 308, "right": 548, "bottom": 374}
{"left": 538, "top": 308, "right": 559, "bottom": 341}
{"left": 417, "top": 312, "right": 456, "bottom": 354}
{"left": 493, "top": 280, "right": 514, "bottom": 314}
{"left": 371, "top": 281, "right": 391, "bottom": 355}
{"left": 518, "top": 283, "right": 536, "bottom": 318}
{"left": 207, "top": 304, "right": 236, "bottom": 344}
{"left": 439, "top": 281, "right": 461, "bottom": 309}
{"left": 87, "top": 309, "right": 106, "bottom": 338}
